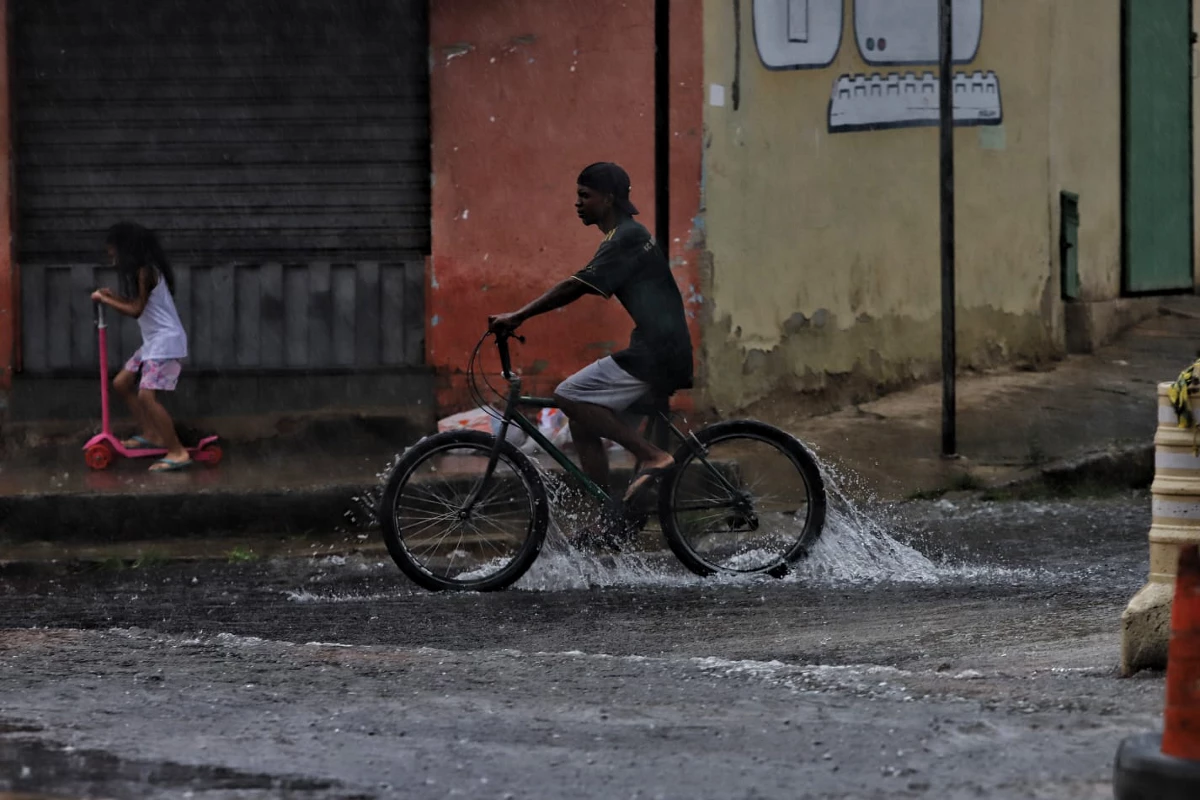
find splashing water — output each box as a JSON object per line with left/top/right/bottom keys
{"left": 347, "top": 436, "right": 1041, "bottom": 594}
{"left": 784, "top": 458, "right": 942, "bottom": 585}
{"left": 513, "top": 448, "right": 947, "bottom": 590}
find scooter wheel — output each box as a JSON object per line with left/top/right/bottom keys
{"left": 85, "top": 442, "right": 115, "bottom": 470}
{"left": 200, "top": 444, "right": 223, "bottom": 466}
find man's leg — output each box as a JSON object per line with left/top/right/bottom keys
{"left": 566, "top": 413, "right": 611, "bottom": 491}
{"left": 554, "top": 396, "right": 673, "bottom": 499}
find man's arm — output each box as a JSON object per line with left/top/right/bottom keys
{"left": 489, "top": 277, "right": 594, "bottom": 333}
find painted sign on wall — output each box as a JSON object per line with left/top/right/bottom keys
{"left": 752, "top": 0, "right": 1003, "bottom": 133}
{"left": 753, "top": 0, "right": 843, "bottom": 69}
{"left": 854, "top": 0, "right": 982, "bottom": 64}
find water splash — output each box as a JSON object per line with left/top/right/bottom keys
{"left": 349, "top": 437, "right": 1045, "bottom": 594}
{"left": 514, "top": 450, "right": 947, "bottom": 590}
{"left": 784, "top": 457, "right": 941, "bottom": 584}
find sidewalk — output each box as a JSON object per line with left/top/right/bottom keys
{"left": 787, "top": 299, "right": 1200, "bottom": 499}
{"left": 3, "top": 298, "right": 1197, "bottom": 557}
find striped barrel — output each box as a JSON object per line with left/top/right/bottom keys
{"left": 1150, "top": 382, "right": 1200, "bottom": 584}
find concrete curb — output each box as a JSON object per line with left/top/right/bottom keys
{"left": 1007, "top": 442, "right": 1154, "bottom": 494}
{"left": 0, "top": 443, "right": 1157, "bottom": 550}
{"left": 0, "top": 483, "right": 378, "bottom": 544}
{"left": 0, "top": 466, "right": 644, "bottom": 548}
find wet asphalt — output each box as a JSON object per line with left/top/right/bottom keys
{"left": 0, "top": 492, "right": 1168, "bottom": 799}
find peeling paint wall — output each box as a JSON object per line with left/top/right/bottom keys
{"left": 428, "top": 0, "right": 703, "bottom": 414}
{"left": 699, "top": 0, "right": 1115, "bottom": 413}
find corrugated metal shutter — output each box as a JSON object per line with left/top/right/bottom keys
{"left": 14, "top": 0, "right": 429, "bottom": 373}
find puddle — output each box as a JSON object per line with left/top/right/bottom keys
{"left": 0, "top": 738, "right": 338, "bottom": 800}
{"left": 514, "top": 459, "right": 957, "bottom": 591}
{"left": 346, "top": 443, "right": 1058, "bottom": 595}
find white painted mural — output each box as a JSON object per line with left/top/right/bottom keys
{"left": 751, "top": 0, "right": 1004, "bottom": 133}
{"left": 752, "top": 0, "right": 843, "bottom": 69}
{"left": 828, "top": 70, "right": 1001, "bottom": 132}
{"left": 854, "top": 0, "right": 983, "bottom": 65}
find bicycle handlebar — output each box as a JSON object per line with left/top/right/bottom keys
{"left": 493, "top": 330, "right": 525, "bottom": 379}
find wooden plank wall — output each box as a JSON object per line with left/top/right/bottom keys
{"left": 20, "top": 262, "right": 425, "bottom": 373}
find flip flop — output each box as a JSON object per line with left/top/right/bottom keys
{"left": 621, "top": 463, "right": 673, "bottom": 504}
{"left": 123, "top": 435, "right": 161, "bottom": 449}
{"left": 149, "top": 457, "right": 192, "bottom": 473}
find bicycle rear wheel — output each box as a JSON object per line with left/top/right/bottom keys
{"left": 379, "top": 430, "right": 549, "bottom": 591}
{"left": 659, "top": 420, "right": 826, "bottom": 577}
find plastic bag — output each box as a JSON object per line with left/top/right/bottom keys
{"left": 437, "top": 407, "right": 495, "bottom": 434}
{"left": 538, "top": 408, "right": 572, "bottom": 448}
{"left": 534, "top": 408, "right": 624, "bottom": 453}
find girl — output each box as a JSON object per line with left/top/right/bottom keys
{"left": 90, "top": 222, "right": 192, "bottom": 472}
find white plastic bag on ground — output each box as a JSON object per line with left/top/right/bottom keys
{"left": 490, "top": 414, "right": 528, "bottom": 448}
{"left": 538, "top": 408, "right": 572, "bottom": 448}
{"left": 435, "top": 405, "right": 537, "bottom": 449}
{"left": 437, "top": 407, "right": 495, "bottom": 434}
{"left": 534, "top": 408, "right": 625, "bottom": 453}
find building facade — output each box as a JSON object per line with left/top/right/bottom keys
{"left": 0, "top": 0, "right": 1195, "bottom": 429}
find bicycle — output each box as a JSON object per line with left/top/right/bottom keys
{"left": 378, "top": 330, "right": 827, "bottom": 591}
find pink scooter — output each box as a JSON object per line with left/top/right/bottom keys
{"left": 83, "top": 302, "right": 222, "bottom": 470}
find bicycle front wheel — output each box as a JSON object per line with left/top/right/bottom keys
{"left": 659, "top": 420, "right": 826, "bottom": 578}
{"left": 379, "top": 430, "right": 549, "bottom": 591}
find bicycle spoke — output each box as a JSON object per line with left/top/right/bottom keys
{"left": 386, "top": 437, "right": 539, "bottom": 586}
{"left": 664, "top": 429, "right": 822, "bottom": 574}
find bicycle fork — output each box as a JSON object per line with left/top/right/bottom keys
{"left": 458, "top": 380, "right": 523, "bottom": 518}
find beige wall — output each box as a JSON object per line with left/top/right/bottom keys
{"left": 700, "top": 0, "right": 1129, "bottom": 413}
{"left": 1050, "top": 0, "right": 1122, "bottom": 302}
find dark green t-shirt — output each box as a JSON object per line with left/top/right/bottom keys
{"left": 572, "top": 218, "right": 694, "bottom": 392}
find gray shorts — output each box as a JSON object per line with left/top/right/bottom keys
{"left": 554, "top": 356, "right": 651, "bottom": 413}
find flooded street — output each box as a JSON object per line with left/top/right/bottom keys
{"left": 0, "top": 493, "right": 1164, "bottom": 799}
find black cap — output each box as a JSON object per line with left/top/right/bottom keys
{"left": 577, "top": 162, "right": 639, "bottom": 216}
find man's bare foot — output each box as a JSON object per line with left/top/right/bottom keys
{"left": 622, "top": 455, "right": 674, "bottom": 504}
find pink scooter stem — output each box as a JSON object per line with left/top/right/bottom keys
{"left": 95, "top": 301, "right": 112, "bottom": 436}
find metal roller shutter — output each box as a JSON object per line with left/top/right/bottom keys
{"left": 14, "top": 0, "right": 429, "bottom": 373}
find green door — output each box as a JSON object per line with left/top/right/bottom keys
{"left": 1124, "top": 0, "right": 1194, "bottom": 293}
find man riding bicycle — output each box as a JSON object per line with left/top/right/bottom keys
{"left": 488, "top": 162, "right": 694, "bottom": 521}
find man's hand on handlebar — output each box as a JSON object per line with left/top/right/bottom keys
{"left": 488, "top": 312, "right": 523, "bottom": 336}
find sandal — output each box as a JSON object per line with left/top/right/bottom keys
{"left": 123, "top": 435, "right": 161, "bottom": 449}
{"left": 149, "top": 457, "right": 192, "bottom": 472}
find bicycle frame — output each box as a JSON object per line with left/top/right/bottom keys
{"left": 460, "top": 332, "right": 742, "bottom": 514}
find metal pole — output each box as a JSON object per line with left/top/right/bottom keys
{"left": 654, "top": 0, "right": 670, "bottom": 253}
{"left": 938, "top": 0, "right": 957, "bottom": 457}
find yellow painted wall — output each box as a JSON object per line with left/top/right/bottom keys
{"left": 700, "top": 0, "right": 1123, "bottom": 413}
{"left": 1049, "top": 0, "right": 1121, "bottom": 302}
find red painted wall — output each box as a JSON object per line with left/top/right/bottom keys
{"left": 428, "top": 0, "right": 702, "bottom": 415}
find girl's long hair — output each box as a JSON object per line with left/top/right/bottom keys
{"left": 106, "top": 222, "right": 175, "bottom": 297}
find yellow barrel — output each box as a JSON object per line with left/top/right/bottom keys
{"left": 1150, "top": 382, "right": 1200, "bottom": 584}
